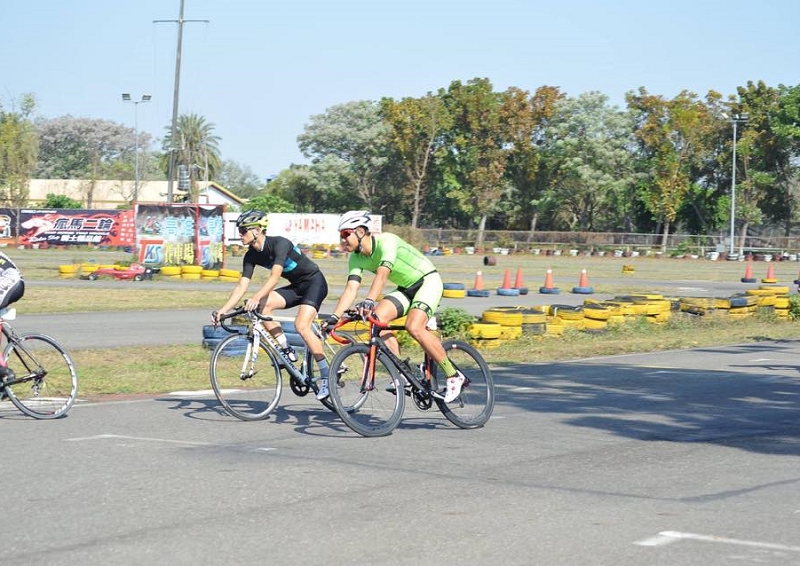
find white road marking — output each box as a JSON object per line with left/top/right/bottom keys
{"left": 65, "top": 434, "right": 210, "bottom": 446}
{"left": 636, "top": 531, "right": 800, "bottom": 552}
{"left": 168, "top": 389, "right": 218, "bottom": 396}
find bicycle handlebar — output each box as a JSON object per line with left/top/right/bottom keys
{"left": 213, "top": 305, "right": 273, "bottom": 334}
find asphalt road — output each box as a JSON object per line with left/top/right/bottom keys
{"left": 2, "top": 341, "right": 800, "bottom": 565}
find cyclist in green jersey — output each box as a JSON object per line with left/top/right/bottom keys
{"left": 325, "top": 211, "right": 465, "bottom": 403}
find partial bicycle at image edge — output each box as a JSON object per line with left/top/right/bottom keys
{"left": 0, "top": 307, "right": 79, "bottom": 419}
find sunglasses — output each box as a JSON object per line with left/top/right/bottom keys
{"left": 339, "top": 229, "right": 355, "bottom": 240}
{"left": 238, "top": 227, "right": 251, "bottom": 235}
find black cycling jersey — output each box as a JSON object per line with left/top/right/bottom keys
{"left": 241, "top": 236, "right": 320, "bottom": 283}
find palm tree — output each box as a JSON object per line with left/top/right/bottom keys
{"left": 161, "top": 113, "right": 222, "bottom": 202}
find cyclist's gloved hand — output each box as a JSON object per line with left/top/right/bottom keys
{"left": 323, "top": 314, "right": 340, "bottom": 333}
{"left": 355, "top": 298, "right": 376, "bottom": 318}
{"left": 211, "top": 310, "right": 219, "bottom": 326}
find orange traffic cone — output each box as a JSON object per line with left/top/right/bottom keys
{"left": 762, "top": 263, "right": 777, "bottom": 284}
{"left": 539, "top": 268, "right": 560, "bottom": 294}
{"left": 501, "top": 268, "right": 512, "bottom": 289}
{"left": 741, "top": 262, "right": 756, "bottom": 283}
{"left": 513, "top": 267, "right": 524, "bottom": 288}
{"left": 473, "top": 270, "right": 484, "bottom": 291}
{"left": 572, "top": 269, "right": 594, "bottom": 294}
{"left": 467, "top": 270, "right": 490, "bottom": 297}
{"left": 512, "top": 266, "right": 528, "bottom": 295}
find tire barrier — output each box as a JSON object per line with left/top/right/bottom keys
{"left": 483, "top": 256, "right": 497, "bottom": 266}
{"left": 497, "top": 287, "right": 520, "bottom": 296}
{"left": 443, "top": 288, "right": 467, "bottom": 298}
{"left": 443, "top": 282, "right": 466, "bottom": 290}
{"left": 467, "top": 289, "right": 491, "bottom": 298}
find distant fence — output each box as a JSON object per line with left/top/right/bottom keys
{"left": 416, "top": 230, "right": 800, "bottom": 255}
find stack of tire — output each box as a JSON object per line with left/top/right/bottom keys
{"left": 160, "top": 266, "right": 182, "bottom": 279}
{"left": 219, "top": 269, "right": 240, "bottom": 283}
{"left": 467, "top": 319, "right": 503, "bottom": 349}
{"left": 548, "top": 304, "right": 585, "bottom": 333}
{"left": 581, "top": 303, "right": 613, "bottom": 332}
{"left": 181, "top": 265, "right": 203, "bottom": 280}
{"left": 201, "top": 269, "right": 220, "bottom": 280}
{"left": 746, "top": 284, "right": 791, "bottom": 310}
{"left": 481, "top": 307, "right": 524, "bottom": 341}
{"left": 80, "top": 263, "right": 99, "bottom": 278}
{"left": 202, "top": 323, "right": 248, "bottom": 354}
{"left": 442, "top": 282, "right": 467, "bottom": 299}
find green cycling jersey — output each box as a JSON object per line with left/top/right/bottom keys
{"left": 347, "top": 233, "right": 436, "bottom": 287}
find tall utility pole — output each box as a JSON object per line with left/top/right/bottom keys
{"left": 154, "top": 0, "right": 208, "bottom": 204}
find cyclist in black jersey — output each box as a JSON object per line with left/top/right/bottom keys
{"left": 213, "top": 210, "right": 332, "bottom": 399}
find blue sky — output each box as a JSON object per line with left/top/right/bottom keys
{"left": 2, "top": 0, "right": 798, "bottom": 182}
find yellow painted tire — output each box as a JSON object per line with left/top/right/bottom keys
{"left": 58, "top": 264, "right": 79, "bottom": 274}
{"left": 761, "top": 277, "right": 778, "bottom": 284}
{"left": 583, "top": 317, "right": 608, "bottom": 331}
{"left": 201, "top": 269, "right": 220, "bottom": 278}
{"left": 443, "top": 288, "right": 466, "bottom": 299}
{"left": 482, "top": 309, "right": 524, "bottom": 326}
{"left": 160, "top": 266, "right": 182, "bottom": 276}
{"left": 468, "top": 322, "right": 502, "bottom": 340}
{"left": 774, "top": 297, "right": 790, "bottom": 309}
{"left": 549, "top": 305, "right": 584, "bottom": 320}
{"left": 181, "top": 272, "right": 202, "bottom": 280}
{"left": 470, "top": 338, "right": 504, "bottom": 349}
{"left": 499, "top": 325, "right": 523, "bottom": 340}
{"left": 181, "top": 265, "right": 203, "bottom": 275}
{"left": 759, "top": 285, "right": 790, "bottom": 294}
{"left": 583, "top": 304, "right": 612, "bottom": 321}
{"left": 219, "top": 275, "right": 240, "bottom": 283}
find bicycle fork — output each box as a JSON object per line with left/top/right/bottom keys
{"left": 239, "top": 334, "right": 260, "bottom": 380}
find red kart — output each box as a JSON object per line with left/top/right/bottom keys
{"left": 85, "top": 263, "right": 149, "bottom": 281}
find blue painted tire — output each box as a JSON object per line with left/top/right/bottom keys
{"left": 539, "top": 287, "right": 561, "bottom": 294}
{"left": 728, "top": 296, "right": 750, "bottom": 308}
{"left": 571, "top": 286, "right": 594, "bottom": 294}
{"left": 741, "top": 278, "right": 757, "bottom": 283}
{"left": 516, "top": 287, "right": 529, "bottom": 295}
{"left": 466, "top": 289, "right": 491, "bottom": 298}
{"left": 497, "top": 287, "right": 520, "bottom": 296}
{"left": 443, "top": 282, "right": 466, "bottom": 290}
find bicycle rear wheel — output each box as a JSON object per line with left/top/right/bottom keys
{"left": 210, "top": 333, "right": 282, "bottom": 421}
{"left": 435, "top": 340, "right": 494, "bottom": 428}
{"left": 4, "top": 333, "right": 78, "bottom": 419}
{"left": 328, "top": 343, "right": 404, "bottom": 437}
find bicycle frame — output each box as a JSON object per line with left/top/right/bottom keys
{"left": 333, "top": 311, "right": 440, "bottom": 399}
{"left": 217, "top": 307, "right": 338, "bottom": 391}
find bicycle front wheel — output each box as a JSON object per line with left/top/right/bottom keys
{"left": 210, "top": 333, "right": 282, "bottom": 421}
{"left": 4, "top": 333, "right": 78, "bottom": 419}
{"left": 435, "top": 340, "right": 494, "bottom": 429}
{"left": 328, "top": 343, "right": 404, "bottom": 437}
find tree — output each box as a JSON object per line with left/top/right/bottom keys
{"left": 216, "top": 159, "right": 264, "bottom": 199}
{"left": 627, "top": 88, "right": 718, "bottom": 250}
{"left": 0, "top": 94, "right": 39, "bottom": 207}
{"left": 161, "top": 113, "right": 222, "bottom": 203}
{"left": 538, "top": 91, "right": 636, "bottom": 232}
{"left": 440, "top": 78, "right": 523, "bottom": 249}
{"left": 42, "top": 193, "right": 82, "bottom": 208}
{"left": 297, "top": 100, "right": 391, "bottom": 212}
{"left": 380, "top": 93, "right": 452, "bottom": 228}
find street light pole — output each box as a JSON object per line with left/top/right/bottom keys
{"left": 728, "top": 113, "right": 749, "bottom": 257}
{"left": 122, "top": 94, "right": 152, "bottom": 203}
{"left": 122, "top": 93, "right": 151, "bottom": 260}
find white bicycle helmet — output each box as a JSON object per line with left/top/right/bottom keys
{"left": 338, "top": 210, "right": 371, "bottom": 231}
